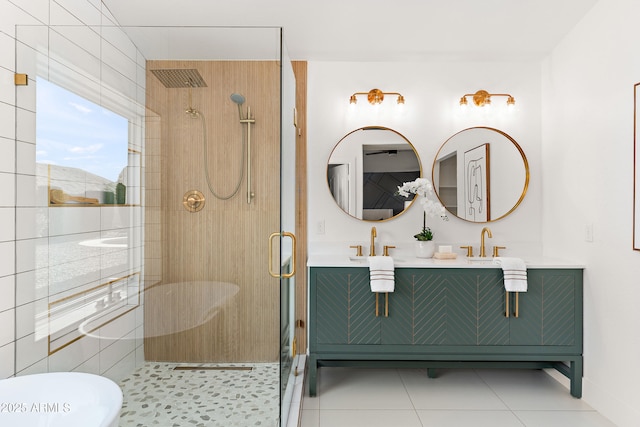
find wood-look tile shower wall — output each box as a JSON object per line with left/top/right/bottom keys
{"left": 144, "top": 61, "right": 281, "bottom": 362}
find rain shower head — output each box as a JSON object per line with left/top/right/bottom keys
{"left": 150, "top": 69, "right": 207, "bottom": 88}
{"left": 230, "top": 93, "right": 245, "bottom": 105}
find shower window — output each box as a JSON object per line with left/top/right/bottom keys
{"left": 36, "top": 77, "right": 141, "bottom": 206}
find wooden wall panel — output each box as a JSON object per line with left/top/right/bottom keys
{"left": 144, "top": 60, "right": 281, "bottom": 362}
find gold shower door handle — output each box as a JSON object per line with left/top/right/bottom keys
{"left": 268, "top": 231, "right": 296, "bottom": 278}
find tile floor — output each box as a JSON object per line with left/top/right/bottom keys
{"left": 118, "top": 362, "right": 280, "bottom": 426}
{"left": 300, "top": 367, "right": 617, "bottom": 427}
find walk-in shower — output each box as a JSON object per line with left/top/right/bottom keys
{"left": 16, "top": 20, "right": 298, "bottom": 426}
{"left": 140, "top": 26, "right": 298, "bottom": 426}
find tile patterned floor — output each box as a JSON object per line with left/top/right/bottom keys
{"left": 300, "top": 368, "right": 618, "bottom": 427}
{"left": 118, "top": 362, "right": 279, "bottom": 427}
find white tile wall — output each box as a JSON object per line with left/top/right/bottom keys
{"left": 50, "top": 30, "right": 102, "bottom": 82}
{"left": 15, "top": 237, "right": 44, "bottom": 273}
{"left": 15, "top": 39, "right": 42, "bottom": 82}
{"left": 99, "top": 2, "right": 118, "bottom": 25}
{"left": 0, "top": 308, "right": 15, "bottom": 346}
{"left": 49, "top": 206, "right": 101, "bottom": 235}
{"left": 15, "top": 333, "right": 48, "bottom": 372}
{"left": 55, "top": 0, "right": 101, "bottom": 26}
{"left": 49, "top": 232, "right": 101, "bottom": 264}
{"left": 0, "top": 2, "right": 44, "bottom": 35}
{"left": 98, "top": 309, "right": 136, "bottom": 349}
{"left": 16, "top": 357, "right": 47, "bottom": 375}
{"left": 0, "top": 275, "right": 14, "bottom": 312}
{"left": 16, "top": 269, "right": 47, "bottom": 306}
{"left": 0, "top": 137, "right": 15, "bottom": 173}
{"left": 100, "top": 206, "right": 131, "bottom": 230}
{"left": 0, "top": 241, "right": 15, "bottom": 277}
{"left": 0, "top": 343, "right": 15, "bottom": 378}
{"left": 16, "top": 174, "right": 37, "bottom": 207}
{"left": 15, "top": 299, "right": 40, "bottom": 339}
{"left": 15, "top": 84, "right": 36, "bottom": 121}
{"left": 1, "top": 0, "right": 146, "bottom": 383}
{"left": 48, "top": 333, "right": 100, "bottom": 372}
{"left": 14, "top": 0, "right": 50, "bottom": 24}
{"left": 0, "top": 208, "right": 15, "bottom": 242}
{"left": 16, "top": 141, "right": 36, "bottom": 175}
{"left": 72, "top": 353, "right": 100, "bottom": 374}
{"left": 99, "top": 329, "right": 135, "bottom": 373}
{"left": 49, "top": 255, "right": 101, "bottom": 295}
{"left": 16, "top": 207, "right": 48, "bottom": 239}
{"left": 0, "top": 31, "right": 16, "bottom": 70}
{"left": 0, "top": 67, "right": 14, "bottom": 105}
{"left": 50, "top": 0, "right": 86, "bottom": 26}
{"left": 0, "top": 102, "right": 16, "bottom": 140}
{"left": 15, "top": 107, "right": 35, "bottom": 144}
{"left": 102, "top": 350, "right": 136, "bottom": 383}
{"left": 53, "top": 25, "right": 101, "bottom": 59}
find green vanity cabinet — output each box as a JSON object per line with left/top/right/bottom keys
{"left": 308, "top": 266, "right": 583, "bottom": 398}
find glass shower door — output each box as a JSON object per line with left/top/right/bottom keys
{"left": 277, "top": 34, "right": 298, "bottom": 427}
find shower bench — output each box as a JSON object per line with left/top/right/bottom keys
{"left": 307, "top": 265, "right": 583, "bottom": 398}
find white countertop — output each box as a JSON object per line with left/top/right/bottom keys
{"left": 307, "top": 254, "right": 585, "bottom": 269}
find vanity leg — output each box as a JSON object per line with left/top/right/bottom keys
{"left": 426, "top": 368, "right": 437, "bottom": 378}
{"left": 570, "top": 358, "right": 583, "bottom": 398}
{"left": 308, "top": 355, "right": 318, "bottom": 397}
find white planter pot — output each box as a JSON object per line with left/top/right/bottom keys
{"left": 415, "top": 240, "right": 435, "bottom": 258}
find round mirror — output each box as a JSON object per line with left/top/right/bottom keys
{"left": 327, "top": 126, "right": 422, "bottom": 221}
{"left": 432, "top": 127, "right": 529, "bottom": 223}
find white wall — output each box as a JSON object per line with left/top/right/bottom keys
{"left": 0, "top": 0, "right": 145, "bottom": 382}
{"left": 307, "top": 61, "right": 544, "bottom": 258}
{"left": 542, "top": 0, "right": 640, "bottom": 425}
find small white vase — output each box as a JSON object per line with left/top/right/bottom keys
{"left": 415, "top": 240, "right": 435, "bottom": 258}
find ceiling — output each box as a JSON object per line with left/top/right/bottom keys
{"left": 102, "top": 0, "right": 599, "bottom": 62}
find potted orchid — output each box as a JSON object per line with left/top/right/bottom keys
{"left": 397, "top": 178, "right": 448, "bottom": 257}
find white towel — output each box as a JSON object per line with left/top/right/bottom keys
{"left": 368, "top": 256, "right": 395, "bottom": 292}
{"left": 494, "top": 257, "right": 528, "bottom": 292}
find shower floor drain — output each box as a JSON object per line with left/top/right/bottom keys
{"left": 173, "top": 366, "right": 253, "bottom": 371}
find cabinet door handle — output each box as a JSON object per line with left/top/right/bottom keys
{"left": 505, "top": 291, "right": 510, "bottom": 318}
{"left": 515, "top": 292, "right": 519, "bottom": 318}
{"left": 385, "top": 292, "right": 389, "bottom": 317}
{"left": 375, "top": 293, "right": 379, "bottom": 317}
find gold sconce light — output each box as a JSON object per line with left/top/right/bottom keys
{"left": 350, "top": 88, "right": 405, "bottom": 105}
{"left": 459, "top": 89, "right": 515, "bottom": 108}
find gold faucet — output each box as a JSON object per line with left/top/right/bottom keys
{"left": 370, "top": 226, "right": 377, "bottom": 256}
{"left": 480, "top": 227, "right": 493, "bottom": 257}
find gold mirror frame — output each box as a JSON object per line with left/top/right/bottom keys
{"left": 432, "top": 126, "right": 529, "bottom": 223}
{"left": 327, "top": 126, "right": 422, "bottom": 222}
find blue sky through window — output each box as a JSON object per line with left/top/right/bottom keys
{"left": 36, "top": 77, "right": 129, "bottom": 183}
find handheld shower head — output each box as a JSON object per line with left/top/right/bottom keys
{"left": 230, "top": 93, "right": 246, "bottom": 120}
{"left": 230, "top": 93, "right": 245, "bottom": 105}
